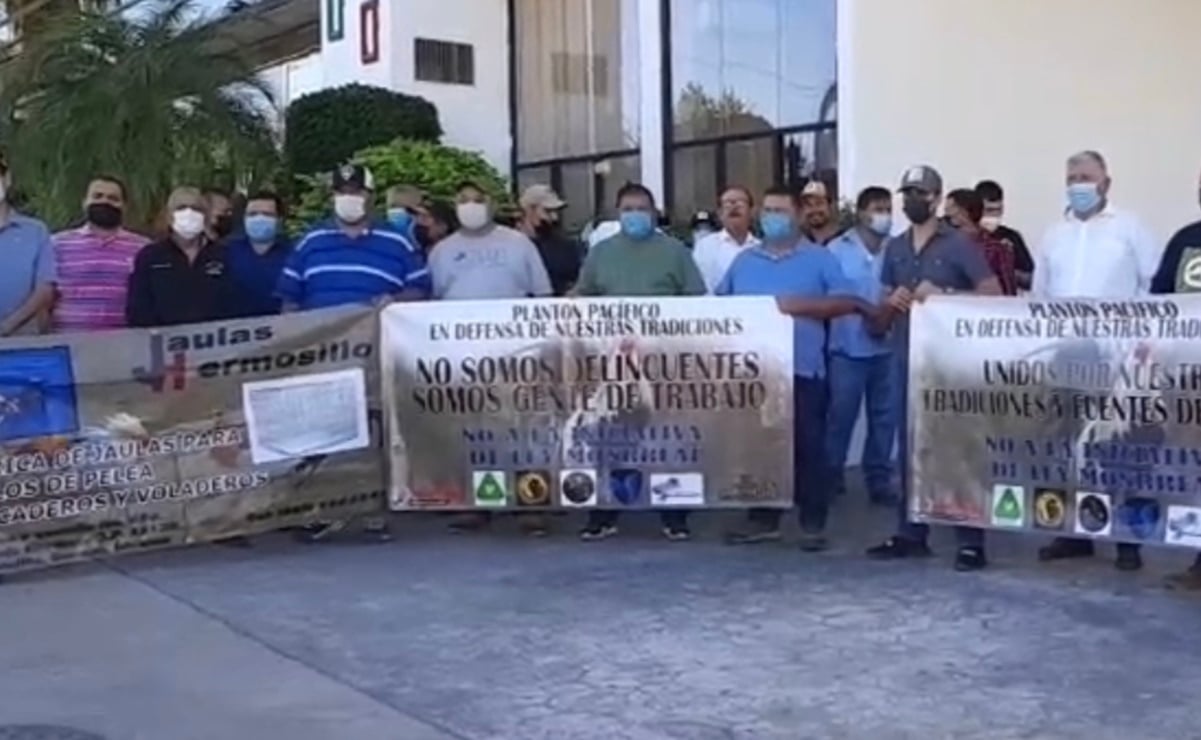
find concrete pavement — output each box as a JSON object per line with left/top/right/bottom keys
{"left": 0, "top": 500, "right": 1199, "bottom": 740}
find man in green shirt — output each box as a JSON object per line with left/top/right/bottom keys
{"left": 573, "top": 183, "right": 706, "bottom": 541}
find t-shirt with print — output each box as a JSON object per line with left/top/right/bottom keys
{"left": 1151, "top": 220, "right": 1201, "bottom": 295}
{"left": 575, "top": 232, "right": 706, "bottom": 297}
{"left": 429, "top": 225, "right": 553, "bottom": 299}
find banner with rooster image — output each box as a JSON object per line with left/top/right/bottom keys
{"left": 0, "top": 306, "right": 384, "bottom": 574}
{"left": 382, "top": 297, "right": 795, "bottom": 510}
{"left": 910, "top": 294, "right": 1201, "bottom": 547}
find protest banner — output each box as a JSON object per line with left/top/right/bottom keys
{"left": 0, "top": 306, "right": 384, "bottom": 574}
{"left": 382, "top": 296, "right": 794, "bottom": 510}
{"left": 910, "top": 295, "right": 1201, "bottom": 547}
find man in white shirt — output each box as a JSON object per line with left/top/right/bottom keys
{"left": 1031, "top": 150, "right": 1163, "bottom": 572}
{"left": 692, "top": 186, "right": 760, "bottom": 292}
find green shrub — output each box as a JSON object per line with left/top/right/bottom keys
{"left": 284, "top": 84, "right": 442, "bottom": 176}
{"left": 289, "top": 138, "right": 511, "bottom": 232}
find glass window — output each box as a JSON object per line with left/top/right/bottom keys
{"left": 514, "top": 0, "right": 641, "bottom": 163}
{"left": 725, "top": 136, "right": 777, "bottom": 205}
{"left": 671, "top": 144, "right": 719, "bottom": 224}
{"left": 669, "top": 0, "right": 836, "bottom": 142}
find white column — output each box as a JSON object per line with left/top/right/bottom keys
{"left": 636, "top": 0, "right": 666, "bottom": 201}
{"left": 835, "top": 0, "right": 857, "bottom": 198}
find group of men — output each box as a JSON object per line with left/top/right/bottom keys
{"left": 2, "top": 145, "right": 1201, "bottom": 589}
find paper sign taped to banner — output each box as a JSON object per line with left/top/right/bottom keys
{"left": 242, "top": 367, "right": 370, "bottom": 464}
{"left": 909, "top": 294, "right": 1201, "bottom": 547}
{"left": 381, "top": 296, "right": 795, "bottom": 510}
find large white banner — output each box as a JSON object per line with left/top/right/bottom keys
{"left": 910, "top": 295, "right": 1201, "bottom": 547}
{"left": 381, "top": 297, "right": 795, "bottom": 510}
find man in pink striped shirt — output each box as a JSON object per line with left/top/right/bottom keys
{"left": 52, "top": 176, "right": 148, "bottom": 333}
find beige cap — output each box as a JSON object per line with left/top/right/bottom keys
{"left": 519, "top": 184, "right": 566, "bottom": 210}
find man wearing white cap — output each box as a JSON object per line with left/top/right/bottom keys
{"left": 517, "top": 184, "right": 581, "bottom": 296}
{"left": 799, "top": 177, "right": 842, "bottom": 246}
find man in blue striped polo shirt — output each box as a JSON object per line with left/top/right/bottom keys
{"left": 718, "top": 185, "right": 879, "bottom": 552}
{"left": 277, "top": 164, "right": 431, "bottom": 311}
{"left": 278, "top": 164, "right": 431, "bottom": 544}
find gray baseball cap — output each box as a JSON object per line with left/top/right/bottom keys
{"left": 898, "top": 165, "right": 943, "bottom": 194}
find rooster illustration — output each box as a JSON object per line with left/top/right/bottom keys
{"left": 559, "top": 337, "right": 655, "bottom": 473}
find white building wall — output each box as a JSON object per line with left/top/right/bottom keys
{"left": 838, "top": 0, "right": 1201, "bottom": 245}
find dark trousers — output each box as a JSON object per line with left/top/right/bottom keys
{"left": 588, "top": 510, "right": 688, "bottom": 529}
{"left": 747, "top": 375, "right": 830, "bottom": 533}
{"left": 893, "top": 359, "right": 984, "bottom": 548}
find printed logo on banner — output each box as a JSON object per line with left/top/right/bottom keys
{"left": 1116, "top": 497, "right": 1162, "bottom": 541}
{"left": 650, "top": 473, "right": 705, "bottom": 507}
{"left": 990, "top": 484, "right": 1026, "bottom": 527}
{"left": 0, "top": 347, "right": 80, "bottom": 443}
{"left": 472, "top": 470, "right": 509, "bottom": 507}
{"left": 1074, "top": 492, "right": 1113, "bottom": 537}
{"left": 515, "top": 470, "right": 553, "bottom": 506}
{"left": 408, "top": 481, "right": 467, "bottom": 507}
{"left": 131, "top": 322, "right": 374, "bottom": 393}
{"left": 1164, "top": 506, "right": 1201, "bottom": 547}
{"left": 1032, "top": 489, "right": 1068, "bottom": 530}
{"left": 608, "top": 469, "right": 644, "bottom": 506}
{"left": 1174, "top": 247, "right": 1201, "bottom": 291}
{"left": 717, "top": 473, "right": 780, "bottom": 503}
{"left": 559, "top": 470, "right": 598, "bottom": 507}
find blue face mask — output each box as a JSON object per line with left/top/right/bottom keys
{"left": 244, "top": 214, "right": 278, "bottom": 243}
{"left": 1067, "top": 182, "right": 1101, "bottom": 214}
{"left": 759, "top": 212, "right": 794, "bottom": 242}
{"left": 619, "top": 210, "right": 654, "bottom": 239}
{"left": 387, "top": 207, "right": 412, "bottom": 232}
{"left": 868, "top": 213, "right": 892, "bottom": 236}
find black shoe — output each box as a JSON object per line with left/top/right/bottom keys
{"left": 579, "top": 524, "right": 618, "bottom": 541}
{"left": 954, "top": 546, "right": 988, "bottom": 572}
{"left": 362, "top": 522, "right": 393, "bottom": 543}
{"left": 296, "top": 521, "right": 344, "bottom": 543}
{"left": 1038, "top": 537, "right": 1095, "bottom": 562}
{"left": 519, "top": 515, "right": 550, "bottom": 538}
{"left": 1115, "top": 545, "right": 1143, "bottom": 572}
{"left": 866, "top": 536, "right": 932, "bottom": 560}
{"left": 661, "top": 526, "right": 691, "bottom": 542}
{"left": 798, "top": 531, "right": 829, "bottom": 553}
{"left": 724, "top": 521, "right": 782, "bottom": 545}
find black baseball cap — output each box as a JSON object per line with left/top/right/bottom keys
{"left": 332, "top": 163, "right": 375, "bottom": 191}
{"left": 690, "top": 210, "right": 719, "bottom": 231}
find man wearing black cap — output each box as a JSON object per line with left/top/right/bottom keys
{"left": 278, "top": 164, "right": 431, "bottom": 544}
{"left": 865, "top": 165, "right": 1004, "bottom": 571}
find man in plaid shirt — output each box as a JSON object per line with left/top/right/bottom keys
{"left": 945, "top": 188, "right": 1018, "bottom": 295}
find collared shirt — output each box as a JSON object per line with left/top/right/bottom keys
{"left": 576, "top": 232, "right": 706, "bottom": 297}
{"left": 225, "top": 235, "right": 293, "bottom": 317}
{"left": 0, "top": 212, "right": 55, "bottom": 335}
{"left": 993, "top": 224, "right": 1034, "bottom": 275}
{"left": 125, "top": 238, "right": 235, "bottom": 327}
{"left": 828, "top": 229, "right": 890, "bottom": 358}
{"left": 692, "top": 228, "right": 760, "bottom": 293}
{"left": 277, "top": 223, "right": 431, "bottom": 310}
{"left": 1151, "top": 219, "right": 1201, "bottom": 294}
{"left": 429, "top": 225, "right": 553, "bottom": 300}
{"left": 52, "top": 226, "right": 147, "bottom": 332}
{"left": 974, "top": 229, "right": 1018, "bottom": 296}
{"left": 880, "top": 223, "right": 994, "bottom": 355}
{"left": 533, "top": 231, "right": 584, "bottom": 297}
{"left": 1031, "top": 204, "right": 1161, "bottom": 298}
{"left": 716, "top": 241, "right": 852, "bottom": 379}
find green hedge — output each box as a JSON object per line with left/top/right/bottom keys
{"left": 284, "top": 84, "right": 442, "bottom": 176}
{"left": 290, "top": 138, "right": 511, "bottom": 231}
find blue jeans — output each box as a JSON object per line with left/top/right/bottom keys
{"left": 893, "top": 358, "right": 984, "bottom": 548}
{"left": 825, "top": 352, "right": 896, "bottom": 499}
{"left": 749, "top": 376, "right": 830, "bottom": 533}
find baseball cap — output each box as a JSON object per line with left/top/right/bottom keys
{"left": 519, "top": 184, "right": 566, "bottom": 210}
{"left": 332, "top": 163, "right": 375, "bottom": 191}
{"left": 898, "top": 165, "right": 943, "bottom": 194}
{"left": 800, "top": 179, "right": 830, "bottom": 200}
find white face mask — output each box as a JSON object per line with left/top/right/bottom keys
{"left": 980, "top": 215, "right": 1001, "bottom": 232}
{"left": 0, "top": 178, "right": 7, "bottom": 204}
{"left": 334, "top": 194, "right": 368, "bottom": 224}
{"left": 456, "top": 202, "right": 490, "bottom": 231}
{"left": 171, "top": 207, "right": 206, "bottom": 239}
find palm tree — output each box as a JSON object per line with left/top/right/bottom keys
{"left": 0, "top": 0, "right": 278, "bottom": 229}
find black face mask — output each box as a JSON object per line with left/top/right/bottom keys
{"left": 212, "top": 215, "right": 234, "bottom": 238}
{"left": 535, "top": 220, "right": 559, "bottom": 238}
{"left": 414, "top": 224, "right": 432, "bottom": 249}
{"left": 85, "top": 202, "right": 123, "bottom": 229}
{"left": 902, "top": 196, "right": 934, "bottom": 225}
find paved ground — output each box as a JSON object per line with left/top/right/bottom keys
{"left": 1, "top": 494, "right": 1199, "bottom": 740}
